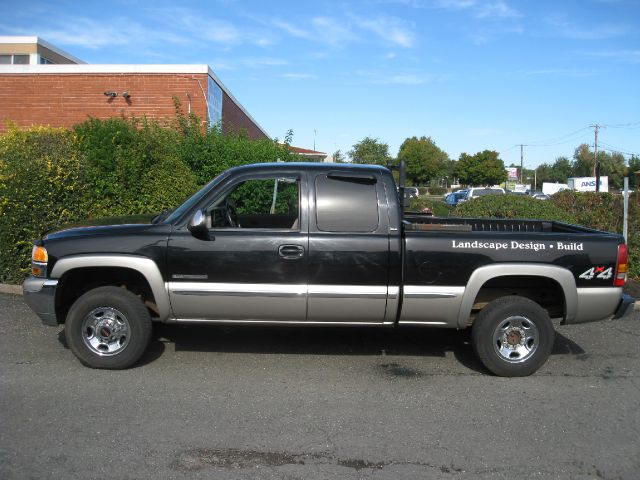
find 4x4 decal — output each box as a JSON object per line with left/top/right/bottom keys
{"left": 579, "top": 266, "right": 613, "bottom": 280}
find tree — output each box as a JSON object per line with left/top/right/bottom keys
{"left": 550, "top": 156, "right": 572, "bottom": 182}
{"left": 535, "top": 163, "right": 553, "bottom": 184}
{"left": 572, "top": 144, "right": 594, "bottom": 177}
{"left": 455, "top": 150, "right": 507, "bottom": 186}
{"left": 348, "top": 137, "right": 392, "bottom": 165}
{"left": 628, "top": 155, "right": 640, "bottom": 189}
{"left": 332, "top": 150, "right": 346, "bottom": 163}
{"left": 397, "top": 136, "right": 449, "bottom": 186}
{"left": 572, "top": 143, "right": 627, "bottom": 189}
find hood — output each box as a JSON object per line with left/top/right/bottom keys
{"left": 42, "top": 214, "right": 157, "bottom": 241}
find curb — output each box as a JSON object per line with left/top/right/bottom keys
{"left": 0, "top": 284, "right": 22, "bottom": 295}
{"left": 1, "top": 283, "right": 639, "bottom": 310}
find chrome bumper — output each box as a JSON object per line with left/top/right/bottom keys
{"left": 22, "top": 277, "right": 58, "bottom": 326}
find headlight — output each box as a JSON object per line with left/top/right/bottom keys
{"left": 31, "top": 245, "right": 48, "bottom": 277}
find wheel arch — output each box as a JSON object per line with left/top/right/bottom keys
{"left": 457, "top": 263, "right": 577, "bottom": 329}
{"left": 51, "top": 255, "right": 171, "bottom": 323}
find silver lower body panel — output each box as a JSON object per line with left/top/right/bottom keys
{"left": 570, "top": 287, "right": 624, "bottom": 324}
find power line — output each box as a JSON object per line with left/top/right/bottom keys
{"left": 603, "top": 120, "right": 640, "bottom": 128}
{"left": 498, "top": 127, "right": 590, "bottom": 153}
{"left": 599, "top": 141, "right": 640, "bottom": 157}
{"left": 525, "top": 126, "right": 592, "bottom": 146}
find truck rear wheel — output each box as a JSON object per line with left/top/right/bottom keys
{"left": 65, "top": 286, "right": 152, "bottom": 369}
{"left": 472, "top": 296, "right": 554, "bottom": 377}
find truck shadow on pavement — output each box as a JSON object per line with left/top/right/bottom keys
{"left": 134, "top": 324, "right": 586, "bottom": 374}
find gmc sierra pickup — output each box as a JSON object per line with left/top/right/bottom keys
{"left": 23, "top": 162, "right": 635, "bottom": 376}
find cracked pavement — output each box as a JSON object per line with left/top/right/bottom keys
{"left": 1, "top": 292, "right": 639, "bottom": 479}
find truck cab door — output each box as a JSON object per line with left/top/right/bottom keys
{"left": 307, "top": 171, "right": 393, "bottom": 323}
{"left": 167, "top": 173, "right": 308, "bottom": 322}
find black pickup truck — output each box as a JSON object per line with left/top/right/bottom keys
{"left": 23, "top": 162, "right": 635, "bottom": 376}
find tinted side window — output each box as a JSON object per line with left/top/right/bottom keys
{"left": 315, "top": 175, "right": 379, "bottom": 232}
{"left": 207, "top": 177, "right": 299, "bottom": 229}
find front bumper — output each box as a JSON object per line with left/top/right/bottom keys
{"left": 22, "top": 277, "right": 59, "bottom": 326}
{"left": 613, "top": 294, "right": 636, "bottom": 320}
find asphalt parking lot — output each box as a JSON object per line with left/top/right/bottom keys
{"left": 1, "top": 292, "right": 639, "bottom": 480}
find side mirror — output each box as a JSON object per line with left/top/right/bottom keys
{"left": 188, "top": 210, "right": 210, "bottom": 240}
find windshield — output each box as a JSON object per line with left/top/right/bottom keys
{"left": 164, "top": 171, "right": 229, "bottom": 224}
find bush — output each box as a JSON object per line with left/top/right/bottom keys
{"left": 0, "top": 115, "right": 303, "bottom": 284}
{"left": 409, "top": 197, "right": 454, "bottom": 217}
{"left": 174, "top": 112, "right": 298, "bottom": 185}
{"left": 75, "top": 117, "right": 199, "bottom": 217}
{"left": 427, "top": 186, "right": 447, "bottom": 196}
{"left": 550, "top": 191, "right": 639, "bottom": 279}
{"left": 454, "top": 194, "right": 578, "bottom": 223}
{"left": 0, "top": 126, "right": 88, "bottom": 283}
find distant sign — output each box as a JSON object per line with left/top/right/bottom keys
{"left": 567, "top": 177, "right": 609, "bottom": 193}
{"left": 506, "top": 167, "right": 519, "bottom": 181}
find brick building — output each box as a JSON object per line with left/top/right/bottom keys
{"left": 0, "top": 37, "right": 268, "bottom": 139}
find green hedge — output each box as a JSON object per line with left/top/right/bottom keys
{"left": 454, "top": 194, "right": 578, "bottom": 223}
{"left": 0, "top": 116, "right": 300, "bottom": 284}
{"left": 409, "top": 197, "right": 454, "bottom": 217}
{"left": 0, "top": 127, "right": 88, "bottom": 283}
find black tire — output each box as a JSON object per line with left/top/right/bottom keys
{"left": 471, "top": 296, "right": 554, "bottom": 377}
{"left": 65, "top": 286, "right": 152, "bottom": 369}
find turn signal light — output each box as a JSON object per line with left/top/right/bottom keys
{"left": 32, "top": 245, "right": 48, "bottom": 263}
{"left": 614, "top": 243, "right": 628, "bottom": 287}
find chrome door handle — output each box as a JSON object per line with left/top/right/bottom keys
{"left": 278, "top": 245, "right": 304, "bottom": 259}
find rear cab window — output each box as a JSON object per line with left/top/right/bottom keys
{"left": 315, "top": 173, "right": 379, "bottom": 232}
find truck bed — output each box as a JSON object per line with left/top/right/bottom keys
{"left": 403, "top": 213, "right": 598, "bottom": 234}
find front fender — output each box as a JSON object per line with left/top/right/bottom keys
{"left": 50, "top": 254, "right": 171, "bottom": 321}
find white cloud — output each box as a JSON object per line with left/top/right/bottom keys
{"left": 435, "top": 0, "right": 476, "bottom": 9}
{"left": 355, "top": 69, "right": 433, "bottom": 85}
{"left": 434, "top": 0, "right": 521, "bottom": 20}
{"left": 582, "top": 50, "right": 640, "bottom": 63}
{"left": 281, "top": 73, "right": 318, "bottom": 80}
{"left": 387, "top": 74, "right": 430, "bottom": 84}
{"left": 546, "top": 15, "right": 627, "bottom": 40}
{"left": 354, "top": 15, "right": 415, "bottom": 48}
{"left": 524, "top": 68, "right": 598, "bottom": 78}
{"left": 474, "top": 2, "right": 521, "bottom": 19}
{"left": 312, "top": 16, "right": 358, "bottom": 45}
{"left": 270, "top": 19, "right": 314, "bottom": 40}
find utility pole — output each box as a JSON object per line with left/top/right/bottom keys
{"left": 520, "top": 144, "right": 524, "bottom": 183}
{"left": 590, "top": 124, "right": 601, "bottom": 192}
{"left": 313, "top": 129, "right": 317, "bottom": 151}
{"left": 517, "top": 144, "right": 527, "bottom": 183}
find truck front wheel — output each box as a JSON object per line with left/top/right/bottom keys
{"left": 471, "top": 296, "right": 554, "bottom": 377}
{"left": 65, "top": 286, "right": 152, "bottom": 369}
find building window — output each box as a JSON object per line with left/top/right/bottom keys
{"left": 0, "top": 54, "right": 30, "bottom": 64}
{"left": 207, "top": 76, "right": 223, "bottom": 130}
{"left": 40, "top": 56, "right": 55, "bottom": 64}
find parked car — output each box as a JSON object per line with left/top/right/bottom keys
{"left": 463, "top": 187, "right": 506, "bottom": 201}
{"left": 445, "top": 190, "right": 467, "bottom": 206}
{"left": 406, "top": 187, "right": 419, "bottom": 199}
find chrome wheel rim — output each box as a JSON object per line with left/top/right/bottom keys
{"left": 81, "top": 307, "right": 130, "bottom": 356}
{"left": 492, "top": 315, "right": 539, "bottom": 363}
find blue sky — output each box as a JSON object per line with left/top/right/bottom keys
{"left": 2, "top": 0, "right": 640, "bottom": 169}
